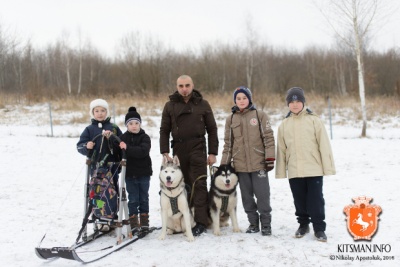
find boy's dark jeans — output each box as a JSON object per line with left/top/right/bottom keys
{"left": 126, "top": 176, "right": 150, "bottom": 216}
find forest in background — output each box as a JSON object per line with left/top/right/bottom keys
{"left": 1, "top": 24, "right": 399, "bottom": 104}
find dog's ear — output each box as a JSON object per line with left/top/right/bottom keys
{"left": 162, "top": 155, "right": 169, "bottom": 166}
{"left": 173, "top": 155, "right": 180, "bottom": 166}
{"left": 229, "top": 161, "right": 235, "bottom": 169}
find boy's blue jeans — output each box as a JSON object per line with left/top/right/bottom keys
{"left": 126, "top": 176, "right": 150, "bottom": 216}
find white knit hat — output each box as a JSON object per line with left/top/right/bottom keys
{"left": 89, "top": 99, "right": 109, "bottom": 119}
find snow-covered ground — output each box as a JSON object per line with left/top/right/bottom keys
{"left": 0, "top": 104, "right": 399, "bottom": 267}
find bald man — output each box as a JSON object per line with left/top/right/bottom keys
{"left": 160, "top": 75, "right": 218, "bottom": 236}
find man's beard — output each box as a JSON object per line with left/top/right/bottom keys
{"left": 182, "top": 92, "right": 192, "bottom": 102}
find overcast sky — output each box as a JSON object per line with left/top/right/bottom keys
{"left": 1, "top": 0, "right": 399, "bottom": 57}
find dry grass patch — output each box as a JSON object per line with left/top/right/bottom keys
{"left": 0, "top": 93, "right": 399, "bottom": 126}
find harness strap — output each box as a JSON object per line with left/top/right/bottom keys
{"left": 220, "top": 196, "right": 229, "bottom": 213}
{"left": 212, "top": 190, "right": 231, "bottom": 213}
{"left": 161, "top": 188, "right": 184, "bottom": 214}
{"left": 169, "top": 196, "right": 180, "bottom": 215}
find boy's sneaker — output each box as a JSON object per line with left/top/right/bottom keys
{"left": 261, "top": 226, "right": 272, "bottom": 236}
{"left": 295, "top": 224, "right": 310, "bottom": 238}
{"left": 192, "top": 223, "right": 207, "bottom": 236}
{"left": 246, "top": 224, "right": 260, "bottom": 233}
{"left": 315, "top": 231, "right": 327, "bottom": 242}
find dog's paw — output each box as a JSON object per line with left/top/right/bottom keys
{"left": 166, "top": 229, "right": 174, "bottom": 235}
{"left": 232, "top": 227, "right": 241, "bottom": 233}
{"left": 158, "top": 234, "right": 166, "bottom": 240}
{"left": 187, "top": 235, "right": 195, "bottom": 242}
{"left": 213, "top": 230, "right": 222, "bottom": 236}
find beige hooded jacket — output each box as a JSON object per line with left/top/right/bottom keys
{"left": 221, "top": 107, "right": 275, "bottom": 173}
{"left": 275, "top": 108, "right": 336, "bottom": 179}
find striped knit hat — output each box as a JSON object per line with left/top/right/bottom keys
{"left": 125, "top": 107, "right": 142, "bottom": 126}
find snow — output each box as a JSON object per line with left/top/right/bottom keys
{"left": 0, "top": 104, "right": 399, "bottom": 267}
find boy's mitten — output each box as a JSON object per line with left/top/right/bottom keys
{"left": 265, "top": 158, "right": 275, "bottom": 172}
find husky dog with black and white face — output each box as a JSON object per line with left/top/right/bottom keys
{"left": 209, "top": 163, "right": 240, "bottom": 236}
{"left": 158, "top": 155, "right": 195, "bottom": 242}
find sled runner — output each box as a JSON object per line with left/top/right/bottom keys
{"left": 35, "top": 133, "right": 158, "bottom": 263}
{"left": 35, "top": 227, "right": 159, "bottom": 263}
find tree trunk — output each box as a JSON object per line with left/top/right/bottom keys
{"left": 66, "top": 56, "right": 71, "bottom": 95}
{"left": 77, "top": 55, "right": 82, "bottom": 95}
{"left": 353, "top": 10, "right": 367, "bottom": 137}
{"left": 246, "top": 53, "right": 253, "bottom": 89}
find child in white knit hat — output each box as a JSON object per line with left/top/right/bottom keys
{"left": 76, "top": 99, "right": 122, "bottom": 231}
{"left": 77, "top": 98, "right": 122, "bottom": 163}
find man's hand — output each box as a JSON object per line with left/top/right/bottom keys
{"left": 207, "top": 154, "right": 217, "bottom": 166}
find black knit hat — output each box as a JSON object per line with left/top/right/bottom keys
{"left": 125, "top": 107, "right": 141, "bottom": 125}
{"left": 233, "top": 86, "right": 252, "bottom": 104}
{"left": 286, "top": 87, "right": 305, "bottom": 106}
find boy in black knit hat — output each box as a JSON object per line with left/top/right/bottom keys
{"left": 119, "top": 107, "right": 153, "bottom": 229}
{"left": 276, "top": 87, "right": 336, "bottom": 242}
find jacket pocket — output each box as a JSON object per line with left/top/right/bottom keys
{"left": 285, "top": 153, "right": 291, "bottom": 165}
{"left": 231, "top": 122, "right": 242, "bottom": 137}
{"left": 253, "top": 147, "right": 265, "bottom": 155}
{"left": 311, "top": 151, "right": 322, "bottom": 165}
{"left": 232, "top": 149, "right": 240, "bottom": 158}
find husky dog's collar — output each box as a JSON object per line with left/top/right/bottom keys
{"left": 212, "top": 183, "right": 237, "bottom": 212}
{"left": 213, "top": 186, "right": 237, "bottom": 196}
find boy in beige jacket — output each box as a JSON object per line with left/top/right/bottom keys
{"left": 276, "top": 87, "right": 336, "bottom": 242}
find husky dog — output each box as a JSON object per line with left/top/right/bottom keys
{"left": 209, "top": 163, "right": 240, "bottom": 236}
{"left": 158, "top": 155, "right": 195, "bottom": 242}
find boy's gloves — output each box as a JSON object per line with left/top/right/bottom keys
{"left": 265, "top": 158, "right": 275, "bottom": 172}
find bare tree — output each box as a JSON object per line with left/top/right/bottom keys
{"left": 59, "top": 31, "right": 73, "bottom": 95}
{"left": 76, "top": 28, "right": 83, "bottom": 95}
{"left": 244, "top": 15, "right": 258, "bottom": 90}
{"left": 316, "top": 0, "right": 392, "bottom": 137}
{"left": 0, "top": 23, "right": 20, "bottom": 92}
